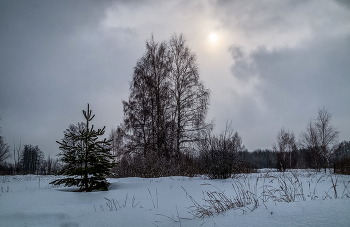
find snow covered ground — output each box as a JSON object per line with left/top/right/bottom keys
{"left": 1, "top": 170, "right": 349, "bottom": 227}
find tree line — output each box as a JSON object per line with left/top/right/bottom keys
{"left": 0, "top": 141, "right": 62, "bottom": 175}
{"left": 0, "top": 115, "right": 61, "bottom": 175}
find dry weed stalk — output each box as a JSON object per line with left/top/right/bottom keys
{"left": 341, "top": 179, "right": 350, "bottom": 198}
{"left": 261, "top": 172, "right": 305, "bottom": 202}
{"left": 103, "top": 194, "right": 140, "bottom": 212}
{"left": 324, "top": 175, "right": 350, "bottom": 199}
{"left": 307, "top": 175, "right": 324, "bottom": 200}
{"left": 148, "top": 188, "right": 158, "bottom": 209}
{"left": 328, "top": 175, "right": 339, "bottom": 199}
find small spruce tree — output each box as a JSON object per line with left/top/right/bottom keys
{"left": 50, "top": 104, "right": 115, "bottom": 192}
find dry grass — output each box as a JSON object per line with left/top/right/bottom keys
{"left": 182, "top": 177, "right": 259, "bottom": 219}
{"left": 261, "top": 172, "right": 305, "bottom": 203}
{"left": 100, "top": 194, "right": 140, "bottom": 212}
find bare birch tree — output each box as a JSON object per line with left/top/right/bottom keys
{"left": 169, "top": 34, "right": 211, "bottom": 158}
{"left": 300, "top": 108, "right": 339, "bottom": 171}
{"left": 300, "top": 120, "right": 321, "bottom": 170}
{"left": 315, "top": 107, "right": 339, "bottom": 171}
{"left": 123, "top": 36, "right": 172, "bottom": 157}
{"left": 273, "top": 127, "right": 297, "bottom": 171}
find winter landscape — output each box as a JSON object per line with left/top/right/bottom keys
{"left": 1, "top": 170, "right": 350, "bottom": 227}
{"left": 1, "top": 1, "right": 350, "bottom": 226}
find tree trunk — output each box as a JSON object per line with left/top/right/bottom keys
{"left": 85, "top": 112, "right": 89, "bottom": 192}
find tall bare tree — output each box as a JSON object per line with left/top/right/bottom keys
{"left": 300, "top": 108, "right": 339, "bottom": 171}
{"left": 273, "top": 127, "right": 297, "bottom": 171}
{"left": 123, "top": 36, "right": 172, "bottom": 157}
{"left": 169, "top": 34, "right": 211, "bottom": 158}
{"left": 315, "top": 107, "right": 339, "bottom": 171}
{"left": 300, "top": 120, "right": 321, "bottom": 170}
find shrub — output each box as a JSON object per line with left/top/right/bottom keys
{"left": 334, "top": 158, "right": 350, "bottom": 175}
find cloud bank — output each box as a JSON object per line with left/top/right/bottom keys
{"left": 0, "top": 0, "right": 349, "bottom": 157}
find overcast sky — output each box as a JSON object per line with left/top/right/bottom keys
{"left": 1, "top": 0, "right": 350, "bottom": 159}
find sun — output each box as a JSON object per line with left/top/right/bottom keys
{"left": 209, "top": 33, "right": 218, "bottom": 43}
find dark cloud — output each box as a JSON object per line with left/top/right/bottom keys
{"left": 0, "top": 0, "right": 137, "bottom": 156}
{"left": 229, "top": 45, "right": 257, "bottom": 82}
{"left": 251, "top": 36, "right": 350, "bottom": 109}
{"left": 335, "top": 0, "right": 350, "bottom": 9}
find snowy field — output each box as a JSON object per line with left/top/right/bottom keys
{"left": 1, "top": 170, "right": 349, "bottom": 227}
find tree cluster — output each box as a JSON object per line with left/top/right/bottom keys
{"left": 0, "top": 118, "right": 62, "bottom": 175}
{"left": 19, "top": 145, "right": 44, "bottom": 174}
{"left": 112, "top": 105, "right": 347, "bottom": 176}
{"left": 240, "top": 108, "right": 345, "bottom": 173}
{"left": 0, "top": 142, "right": 61, "bottom": 175}
{"left": 113, "top": 34, "right": 212, "bottom": 176}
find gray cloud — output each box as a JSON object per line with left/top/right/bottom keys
{"left": 229, "top": 45, "right": 257, "bottom": 82}
{"left": 0, "top": 0, "right": 133, "bottom": 155}
{"left": 197, "top": 0, "right": 350, "bottom": 150}
{"left": 335, "top": 0, "right": 350, "bottom": 9}
{"left": 228, "top": 34, "right": 350, "bottom": 149}
{"left": 0, "top": 0, "right": 349, "bottom": 157}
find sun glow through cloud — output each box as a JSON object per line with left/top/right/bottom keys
{"left": 209, "top": 33, "right": 218, "bottom": 42}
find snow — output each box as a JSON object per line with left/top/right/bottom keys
{"left": 0, "top": 170, "right": 349, "bottom": 227}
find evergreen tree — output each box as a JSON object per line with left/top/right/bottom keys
{"left": 50, "top": 104, "right": 115, "bottom": 192}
